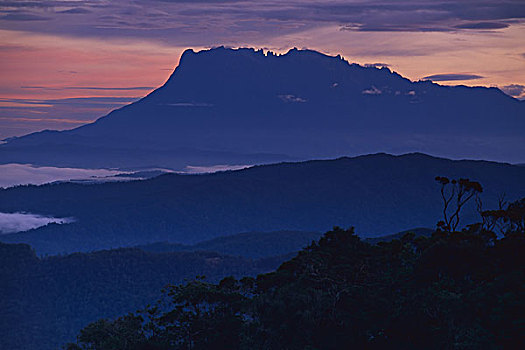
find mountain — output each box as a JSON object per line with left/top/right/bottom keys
{"left": 0, "top": 242, "right": 281, "bottom": 350}
{"left": 1, "top": 153, "right": 524, "bottom": 255}
{"left": 137, "top": 230, "right": 323, "bottom": 259}
{"left": 137, "top": 229, "right": 434, "bottom": 258}
{"left": 364, "top": 227, "right": 434, "bottom": 245}
{"left": 1, "top": 47, "right": 524, "bottom": 168}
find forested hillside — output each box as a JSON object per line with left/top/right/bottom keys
{"left": 0, "top": 245, "right": 281, "bottom": 350}
{"left": 0, "top": 228, "right": 421, "bottom": 350}
{"left": 66, "top": 198, "right": 525, "bottom": 350}
{"left": 136, "top": 230, "right": 322, "bottom": 258}
{"left": 1, "top": 153, "right": 524, "bottom": 255}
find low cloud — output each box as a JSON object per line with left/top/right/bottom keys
{"left": 0, "top": 212, "right": 74, "bottom": 234}
{"left": 422, "top": 74, "right": 484, "bottom": 81}
{"left": 278, "top": 94, "right": 307, "bottom": 103}
{"left": 362, "top": 86, "right": 382, "bottom": 95}
{"left": 0, "top": 163, "right": 123, "bottom": 188}
{"left": 181, "top": 164, "right": 251, "bottom": 174}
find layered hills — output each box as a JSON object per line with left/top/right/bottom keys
{"left": 1, "top": 153, "right": 524, "bottom": 255}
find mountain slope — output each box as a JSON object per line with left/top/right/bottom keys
{"left": 136, "top": 230, "right": 323, "bottom": 259}
{"left": 0, "top": 242, "right": 280, "bottom": 350}
{"left": 1, "top": 47, "right": 524, "bottom": 168}
{"left": 1, "top": 153, "right": 524, "bottom": 255}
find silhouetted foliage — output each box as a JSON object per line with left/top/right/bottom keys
{"left": 68, "top": 199, "right": 525, "bottom": 349}
{"left": 435, "top": 176, "right": 483, "bottom": 231}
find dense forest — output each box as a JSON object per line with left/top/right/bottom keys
{"left": 65, "top": 185, "right": 525, "bottom": 349}
{"left": 0, "top": 245, "right": 285, "bottom": 350}
{"left": 1, "top": 228, "right": 434, "bottom": 350}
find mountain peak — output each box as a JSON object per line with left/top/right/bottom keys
{"left": 173, "top": 46, "right": 351, "bottom": 73}
{"left": 1, "top": 47, "right": 524, "bottom": 168}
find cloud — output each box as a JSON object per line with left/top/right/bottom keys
{"left": 57, "top": 8, "right": 92, "bottom": 14}
{"left": 0, "top": 117, "right": 91, "bottom": 124}
{"left": 1, "top": 12, "right": 50, "bottom": 21}
{"left": 362, "top": 86, "right": 382, "bottom": 95}
{"left": 0, "top": 212, "right": 74, "bottom": 234}
{"left": 422, "top": 74, "right": 484, "bottom": 81}
{"left": 278, "top": 94, "right": 307, "bottom": 103}
{"left": 364, "top": 63, "right": 390, "bottom": 68}
{"left": 21, "top": 85, "right": 154, "bottom": 91}
{"left": 181, "top": 164, "right": 251, "bottom": 174}
{"left": 500, "top": 84, "right": 525, "bottom": 98}
{"left": 454, "top": 22, "right": 509, "bottom": 30}
{"left": 0, "top": 163, "right": 122, "bottom": 188}
{"left": 0, "top": 96, "right": 142, "bottom": 138}
{"left": 0, "top": 96, "right": 139, "bottom": 106}
{"left": 1, "top": 0, "right": 524, "bottom": 43}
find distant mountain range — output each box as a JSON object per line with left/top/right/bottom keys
{"left": 1, "top": 47, "right": 524, "bottom": 168}
{"left": 1, "top": 153, "right": 524, "bottom": 255}
{"left": 136, "top": 228, "right": 434, "bottom": 258}
{"left": 136, "top": 230, "right": 323, "bottom": 259}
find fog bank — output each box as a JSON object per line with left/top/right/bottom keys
{"left": 0, "top": 212, "right": 74, "bottom": 234}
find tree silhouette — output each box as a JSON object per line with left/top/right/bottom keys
{"left": 435, "top": 176, "right": 483, "bottom": 231}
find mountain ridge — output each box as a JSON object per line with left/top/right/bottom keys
{"left": 1, "top": 47, "right": 524, "bottom": 167}
{"left": 1, "top": 152, "right": 524, "bottom": 255}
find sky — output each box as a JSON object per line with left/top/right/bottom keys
{"left": 1, "top": 0, "right": 524, "bottom": 140}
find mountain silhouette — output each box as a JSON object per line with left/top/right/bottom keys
{"left": 1, "top": 47, "right": 524, "bottom": 167}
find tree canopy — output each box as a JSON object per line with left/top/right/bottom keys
{"left": 67, "top": 197, "right": 525, "bottom": 349}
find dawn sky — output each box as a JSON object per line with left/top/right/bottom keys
{"left": 1, "top": 0, "right": 524, "bottom": 139}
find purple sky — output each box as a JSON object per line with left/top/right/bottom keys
{"left": 1, "top": 0, "right": 524, "bottom": 139}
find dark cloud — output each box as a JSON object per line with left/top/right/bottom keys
{"left": 154, "top": 0, "right": 242, "bottom": 2}
{"left": 454, "top": 22, "right": 509, "bottom": 29}
{"left": 58, "top": 8, "right": 92, "bottom": 15}
{"left": 1, "top": 0, "right": 524, "bottom": 43}
{"left": 422, "top": 74, "right": 484, "bottom": 81}
{"left": 1, "top": 12, "right": 50, "bottom": 21}
{"left": 500, "top": 84, "right": 525, "bottom": 97}
{"left": 0, "top": 1, "right": 86, "bottom": 8}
